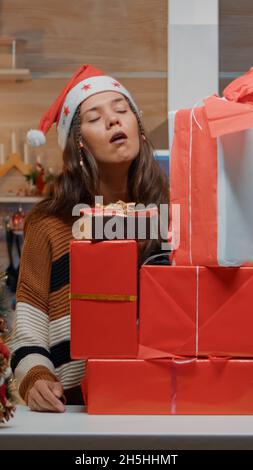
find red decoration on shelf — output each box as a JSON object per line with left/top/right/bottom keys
{"left": 35, "top": 161, "right": 45, "bottom": 194}
{"left": 11, "top": 207, "right": 25, "bottom": 232}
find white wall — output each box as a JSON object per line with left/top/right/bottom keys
{"left": 169, "top": 0, "right": 219, "bottom": 110}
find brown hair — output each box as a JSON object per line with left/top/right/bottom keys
{"left": 25, "top": 99, "right": 169, "bottom": 266}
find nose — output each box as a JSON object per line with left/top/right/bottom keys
{"left": 106, "top": 113, "right": 121, "bottom": 129}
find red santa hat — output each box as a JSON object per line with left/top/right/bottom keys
{"left": 27, "top": 64, "right": 140, "bottom": 150}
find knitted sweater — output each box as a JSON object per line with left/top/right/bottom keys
{"left": 10, "top": 215, "right": 85, "bottom": 403}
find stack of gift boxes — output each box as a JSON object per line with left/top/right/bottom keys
{"left": 70, "top": 69, "right": 253, "bottom": 414}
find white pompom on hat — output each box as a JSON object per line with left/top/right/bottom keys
{"left": 27, "top": 64, "right": 140, "bottom": 151}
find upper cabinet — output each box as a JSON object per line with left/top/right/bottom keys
{"left": 219, "top": 0, "right": 253, "bottom": 92}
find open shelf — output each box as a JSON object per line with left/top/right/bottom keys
{"left": 0, "top": 68, "right": 31, "bottom": 81}
{"left": 0, "top": 36, "right": 31, "bottom": 81}
{"left": 0, "top": 196, "right": 43, "bottom": 203}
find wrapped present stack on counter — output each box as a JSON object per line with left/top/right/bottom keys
{"left": 83, "top": 266, "right": 253, "bottom": 415}
{"left": 72, "top": 70, "right": 253, "bottom": 414}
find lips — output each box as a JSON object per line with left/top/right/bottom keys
{"left": 110, "top": 131, "right": 128, "bottom": 143}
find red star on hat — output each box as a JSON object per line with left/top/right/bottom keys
{"left": 64, "top": 106, "right": 70, "bottom": 117}
{"left": 112, "top": 81, "right": 121, "bottom": 88}
{"left": 82, "top": 84, "right": 92, "bottom": 91}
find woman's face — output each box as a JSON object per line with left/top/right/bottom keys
{"left": 79, "top": 91, "right": 140, "bottom": 164}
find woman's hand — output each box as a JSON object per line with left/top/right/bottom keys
{"left": 27, "top": 379, "right": 66, "bottom": 412}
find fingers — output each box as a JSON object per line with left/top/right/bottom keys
{"left": 39, "top": 381, "right": 65, "bottom": 411}
{"left": 27, "top": 380, "right": 65, "bottom": 412}
{"left": 48, "top": 381, "right": 64, "bottom": 399}
{"left": 47, "top": 381, "right": 66, "bottom": 406}
{"left": 28, "top": 388, "right": 59, "bottom": 412}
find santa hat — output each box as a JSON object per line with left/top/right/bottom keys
{"left": 27, "top": 64, "right": 140, "bottom": 150}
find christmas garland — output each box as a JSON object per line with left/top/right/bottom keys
{"left": 0, "top": 272, "right": 15, "bottom": 422}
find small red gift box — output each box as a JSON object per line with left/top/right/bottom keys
{"left": 79, "top": 203, "right": 159, "bottom": 240}
{"left": 70, "top": 240, "right": 138, "bottom": 359}
{"left": 139, "top": 265, "right": 253, "bottom": 358}
{"left": 83, "top": 358, "right": 253, "bottom": 414}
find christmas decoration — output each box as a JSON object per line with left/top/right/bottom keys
{"left": 11, "top": 206, "right": 26, "bottom": 233}
{"left": 34, "top": 159, "right": 45, "bottom": 194}
{"left": 0, "top": 271, "right": 15, "bottom": 422}
{"left": 26, "top": 64, "right": 140, "bottom": 150}
{"left": 25, "top": 164, "right": 56, "bottom": 196}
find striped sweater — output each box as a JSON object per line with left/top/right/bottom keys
{"left": 10, "top": 215, "right": 85, "bottom": 403}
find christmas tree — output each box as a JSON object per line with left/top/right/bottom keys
{"left": 0, "top": 271, "right": 15, "bottom": 422}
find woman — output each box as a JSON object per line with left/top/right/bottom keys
{"left": 11, "top": 65, "right": 169, "bottom": 412}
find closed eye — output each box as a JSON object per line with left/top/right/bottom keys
{"left": 88, "top": 117, "right": 100, "bottom": 122}
{"left": 88, "top": 110, "right": 127, "bottom": 123}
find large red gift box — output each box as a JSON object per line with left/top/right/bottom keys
{"left": 83, "top": 358, "right": 253, "bottom": 414}
{"left": 169, "top": 69, "right": 253, "bottom": 267}
{"left": 139, "top": 265, "right": 253, "bottom": 358}
{"left": 70, "top": 240, "right": 138, "bottom": 359}
{"left": 83, "top": 359, "right": 172, "bottom": 414}
{"left": 176, "top": 358, "right": 253, "bottom": 414}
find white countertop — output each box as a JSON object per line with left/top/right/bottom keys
{"left": 1, "top": 405, "right": 253, "bottom": 449}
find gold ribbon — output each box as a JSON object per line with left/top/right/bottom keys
{"left": 69, "top": 292, "right": 137, "bottom": 301}
{"left": 95, "top": 200, "right": 136, "bottom": 215}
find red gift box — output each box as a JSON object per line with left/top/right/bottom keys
{"left": 83, "top": 359, "right": 172, "bottom": 414}
{"left": 176, "top": 358, "right": 253, "bottom": 414}
{"left": 83, "top": 358, "right": 253, "bottom": 415}
{"left": 79, "top": 204, "right": 159, "bottom": 240}
{"left": 70, "top": 240, "right": 138, "bottom": 359}
{"left": 139, "top": 265, "right": 253, "bottom": 358}
{"left": 169, "top": 71, "right": 253, "bottom": 267}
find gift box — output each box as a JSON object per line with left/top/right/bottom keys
{"left": 83, "top": 358, "right": 253, "bottom": 414}
{"left": 169, "top": 68, "right": 253, "bottom": 266}
{"left": 176, "top": 358, "right": 253, "bottom": 414}
{"left": 83, "top": 358, "right": 172, "bottom": 414}
{"left": 139, "top": 265, "right": 253, "bottom": 358}
{"left": 70, "top": 240, "right": 138, "bottom": 359}
{"left": 78, "top": 201, "right": 159, "bottom": 240}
